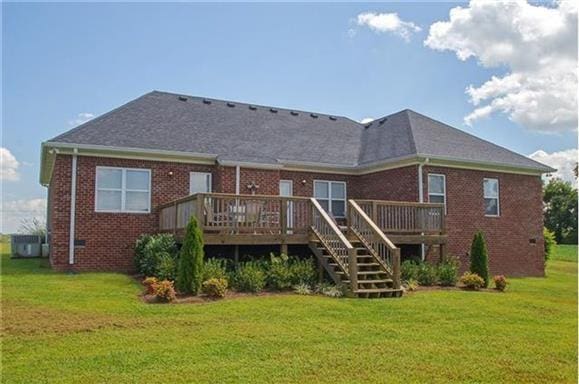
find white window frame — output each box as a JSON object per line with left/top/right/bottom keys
{"left": 313, "top": 180, "right": 347, "bottom": 218}
{"left": 428, "top": 173, "right": 447, "bottom": 214}
{"left": 189, "top": 172, "right": 212, "bottom": 195}
{"left": 95, "top": 166, "right": 151, "bottom": 213}
{"left": 483, "top": 178, "right": 500, "bottom": 217}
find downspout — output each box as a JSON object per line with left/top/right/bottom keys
{"left": 68, "top": 148, "right": 78, "bottom": 265}
{"left": 235, "top": 165, "right": 240, "bottom": 195}
{"left": 418, "top": 158, "right": 430, "bottom": 261}
{"left": 234, "top": 165, "right": 240, "bottom": 264}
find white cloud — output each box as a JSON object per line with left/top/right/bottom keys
{"left": 68, "top": 112, "right": 95, "bottom": 127}
{"left": 356, "top": 12, "right": 421, "bottom": 41}
{"left": 359, "top": 117, "right": 375, "bottom": 124}
{"left": 529, "top": 148, "right": 578, "bottom": 183}
{"left": 1, "top": 198, "right": 47, "bottom": 234}
{"left": 425, "top": 0, "right": 578, "bottom": 133}
{"left": 0, "top": 147, "right": 20, "bottom": 181}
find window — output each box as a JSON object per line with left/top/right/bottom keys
{"left": 484, "top": 178, "right": 500, "bottom": 216}
{"left": 428, "top": 174, "right": 446, "bottom": 213}
{"left": 95, "top": 167, "right": 150, "bottom": 213}
{"left": 314, "top": 180, "right": 346, "bottom": 218}
{"left": 190, "top": 172, "right": 212, "bottom": 195}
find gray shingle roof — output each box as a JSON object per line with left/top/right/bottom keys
{"left": 48, "top": 90, "right": 553, "bottom": 172}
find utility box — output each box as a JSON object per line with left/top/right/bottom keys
{"left": 11, "top": 235, "right": 42, "bottom": 258}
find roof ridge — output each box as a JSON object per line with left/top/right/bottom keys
{"left": 150, "top": 90, "right": 351, "bottom": 121}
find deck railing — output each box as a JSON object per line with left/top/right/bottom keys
{"left": 348, "top": 200, "right": 400, "bottom": 289}
{"left": 159, "top": 193, "right": 312, "bottom": 235}
{"left": 355, "top": 200, "right": 445, "bottom": 234}
{"left": 310, "top": 198, "right": 357, "bottom": 289}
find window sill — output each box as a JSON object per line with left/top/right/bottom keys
{"left": 95, "top": 210, "right": 151, "bottom": 214}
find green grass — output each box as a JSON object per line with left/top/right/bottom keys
{"left": 551, "top": 244, "right": 578, "bottom": 262}
{"left": 1, "top": 245, "right": 577, "bottom": 383}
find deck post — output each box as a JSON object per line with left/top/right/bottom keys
{"left": 439, "top": 243, "right": 445, "bottom": 263}
{"left": 348, "top": 247, "right": 358, "bottom": 292}
{"left": 392, "top": 248, "right": 401, "bottom": 290}
{"left": 234, "top": 245, "right": 239, "bottom": 266}
{"left": 173, "top": 202, "right": 178, "bottom": 236}
{"left": 195, "top": 195, "right": 204, "bottom": 227}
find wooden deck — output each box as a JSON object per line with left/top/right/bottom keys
{"left": 158, "top": 193, "right": 446, "bottom": 246}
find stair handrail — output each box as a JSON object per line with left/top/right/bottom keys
{"left": 348, "top": 200, "right": 401, "bottom": 289}
{"left": 310, "top": 198, "right": 358, "bottom": 289}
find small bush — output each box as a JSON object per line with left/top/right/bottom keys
{"left": 293, "top": 283, "right": 312, "bottom": 295}
{"left": 417, "top": 263, "right": 438, "bottom": 286}
{"left": 231, "top": 262, "right": 266, "bottom": 293}
{"left": 321, "top": 285, "right": 344, "bottom": 298}
{"left": 267, "top": 254, "right": 293, "bottom": 290}
{"left": 401, "top": 260, "right": 419, "bottom": 281}
{"left": 134, "top": 234, "right": 178, "bottom": 278}
{"left": 470, "top": 231, "right": 489, "bottom": 287}
{"left": 493, "top": 275, "right": 508, "bottom": 291}
{"left": 403, "top": 278, "right": 419, "bottom": 291}
{"left": 154, "top": 280, "right": 176, "bottom": 302}
{"left": 142, "top": 277, "right": 158, "bottom": 294}
{"left": 459, "top": 272, "right": 485, "bottom": 291}
{"left": 156, "top": 252, "right": 176, "bottom": 281}
{"left": 202, "top": 258, "right": 228, "bottom": 282}
{"left": 289, "top": 258, "right": 317, "bottom": 286}
{"left": 543, "top": 227, "right": 557, "bottom": 262}
{"left": 438, "top": 256, "right": 460, "bottom": 286}
{"left": 202, "top": 278, "right": 228, "bottom": 298}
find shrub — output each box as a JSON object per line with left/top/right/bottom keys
{"left": 293, "top": 283, "right": 312, "bottom": 295}
{"left": 401, "top": 260, "right": 419, "bottom": 281}
{"left": 134, "top": 234, "right": 178, "bottom": 278}
{"left": 156, "top": 252, "right": 176, "bottom": 281}
{"left": 437, "top": 256, "right": 460, "bottom": 286}
{"left": 142, "top": 277, "right": 158, "bottom": 294}
{"left": 231, "top": 262, "right": 266, "bottom": 293}
{"left": 202, "top": 258, "right": 228, "bottom": 282}
{"left": 470, "top": 231, "right": 489, "bottom": 287}
{"left": 267, "top": 253, "right": 293, "bottom": 290}
{"left": 416, "top": 263, "right": 438, "bottom": 286}
{"left": 154, "top": 280, "right": 176, "bottom": 302}
{"left": 289, "top": 258, "right": 317, "bottom": 286}
{"left": 321, "top": 285, "right": 344, "bottom": 298}
{"left": 493, "top": 275, "right": 508, "bottom": 292}
{"left": 543, "top": 227, "right": 557, "bottom": 262}
{"left": 176, "top": 216, "right": 204, "bottom": 295}
{"left": 459, "top": 272, "right": 485, "bottom": 291}
{"left": 202, "top": 278, "right": 228, "bottom": 299}
{"left": 403, "top": 278, "right": 419, "bottom": 291}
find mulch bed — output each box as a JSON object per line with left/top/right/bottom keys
{"left": 406, "top": 285, "right": 503, "bottom": 294}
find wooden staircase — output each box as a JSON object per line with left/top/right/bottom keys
{"left": 309, "top": 198, "right": 403, "bottom": 298}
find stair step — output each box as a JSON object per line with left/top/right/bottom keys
{"left": 343, "top": 279, "right": 393, "bottom": 284}
{"left": 336, "top": 271, "right": 387, "bottom": 275}
{"left": 329, "top": 262, "right": 379, "bottom": 267}
{"left": 354, "top": 288, "right": 402, "bottom": 294}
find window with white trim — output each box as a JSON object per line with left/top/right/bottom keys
{"left": 483, "top": 178, "right": 500, "bottom": 216}
{"left": 190, "top": 172, "right": 212, "bottom": 195}
{"left": 428, "top": 174, "right": 446, "bottom": 213}
{"left": 95, "top": 167, "right": 151, "bottom": 213}
{"left": 314, "top": 180, "right": 346, "bottom": 218}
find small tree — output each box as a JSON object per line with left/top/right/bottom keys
{"left": 469, "top": 231, "right": 489, "bottom": 288}
{"left": 176, "top": 216, "right": 204, "bottom": 294}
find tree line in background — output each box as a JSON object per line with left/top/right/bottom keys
{"left": 543, "top": 176, "right": 578, "bottom": 245}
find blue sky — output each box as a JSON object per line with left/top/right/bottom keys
{"left": 2, "top": 2, "right": 577, "bottom": 232}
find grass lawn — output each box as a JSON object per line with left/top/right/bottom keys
{"left": 1, "top": 243, "right": 577, "bottom": 383}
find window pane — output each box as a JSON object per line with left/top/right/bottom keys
{"left": 125, "top": 191, "right": 150, "bottom": 212}
{"left": 331, "top": 182, "right": 345, "bottom": 199}
{"left": 314, "top": 182, "right": 329, "bottom": 199}
{"left": 190, "top": 173, "right": 211, "bottom": 194}
{"left": 429, "top": 195, "right": 444, "bottom": 204}
{"left": 484, "top": 179, "right": 498, "bottom": 198}
{"left": 126, "top": 170, "right": 149, "bottom": 190}
{"left": 484, "top": 198, "right": 498, "bottom": 216}
{"left": 97, "top": 168, "right": 122, "bottom": 189}
{"left": 331, "top": 200, "right": 345, "bottom": 217}
{"left": 317, "top": 199, "right": 329, "bottom": 212}
{"left": 428, "top": 175, "right": 444, "bottom": 194}
{"left": 96, "top": 191, "right": 122, "bottom": 211}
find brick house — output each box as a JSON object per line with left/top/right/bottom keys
{"left": 40, "top": 91, "right": 553, "bottom": 295}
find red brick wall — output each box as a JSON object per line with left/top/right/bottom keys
{"left": 421, "top": 166, "right": 544, "bottom": 277}
{"left": 49, "top": 155, "right": 216, "bottom": 272}
{"left": 48, "top": 155, "right": 544, "bottom": 276}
